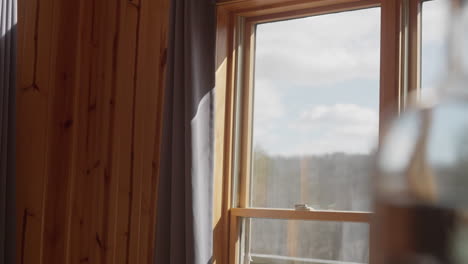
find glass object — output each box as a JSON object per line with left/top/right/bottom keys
{"left": 374, "top": 1, "right": 468, "bottom": 263}
{"left": 243, "top": 218, "right": 369, "bottom": 264}
{"left": 251, "top": 7, "right": 381, "bottom": 211}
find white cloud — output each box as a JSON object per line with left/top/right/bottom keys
{"left": 252, "top": 80, "right": 284, "bottom": 145}
{"left": 253, "top": 103, "right": 379, "bottom": 156}
{"left": 250, "top": 8, "right": 382, "bottom": 156}
{"left": 253, "top": 80, "right": 284, "bottom": 124}
{"left": 287, "top": 104, "right": 379, "bottom": 155}
{"left": 296, "top": 104, "right": 377, "bottom": 134}
{"left": 254, "top": 7, "right": 381, "bottom": 87}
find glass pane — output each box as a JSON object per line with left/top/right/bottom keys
{"left": 244, "top": 218, "right": 369, "bottom": 264}
{"left": 251, "top": 8, "right": 381, "bottom": 211}
{"left": 421, "top": 0, "right": 450, "bottom": 99}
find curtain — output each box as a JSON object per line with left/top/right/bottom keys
{"left": 0, "top": 0, "right": 16, "bottom": 263}
{"left": 154, "top": 0, "right": 216, "bottom": 264}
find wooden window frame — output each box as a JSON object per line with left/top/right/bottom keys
{"left": 213, "top": 1, "right": 423, "bottom": 264}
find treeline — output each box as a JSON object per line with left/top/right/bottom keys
{"left": 250, "top": 150, "right": 373, "bottom": 263}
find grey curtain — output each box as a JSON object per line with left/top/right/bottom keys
{"left": 154, "top": 0, "right": 216, "bottom": 264}
{"left": 0, "top": 0, "right": 16, "bottom": 263}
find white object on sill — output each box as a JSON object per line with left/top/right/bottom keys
{"left": 294, "top": 204, "right": 313, "bottom": 211}
{"left": 243, "top": 253, "right": 253, "bottom": 264}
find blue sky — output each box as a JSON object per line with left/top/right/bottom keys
{"left": 251, "top": 1, "right": 448, "bottom": 157}
{"left": 252, "top": 7, "right": 381, "bottom": 156}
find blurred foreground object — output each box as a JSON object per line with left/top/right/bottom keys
{"left": 374, "top": 0, "right": 468, "bottom": 263}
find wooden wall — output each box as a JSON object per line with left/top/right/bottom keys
{"left": 16, "top": 0, "right": 169, "bottom": 263}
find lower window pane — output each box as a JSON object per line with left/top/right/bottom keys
{"left": 244, "top": 218, "right": 369, "bottom": 264}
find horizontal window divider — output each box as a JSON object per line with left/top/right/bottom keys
{"left": 231, "top": 208, "right": 373, "bottom": 223}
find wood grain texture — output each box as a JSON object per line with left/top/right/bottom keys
{"left": 217, "top": 0, "right": 379, "bottom": 17}
{"left": 16, "top": 0, "right": 170, "bottom": 263}
{"left": 213, "top": 6, "right": 236, "bottom": 264}
{"left": 231, "top": 208, "right": 372, "bottom": 222}
{"left": 408, "top": 0, "right": 421, "bottom": 97}
{"left": 380, "top": 0, "right": 403, "bottom": 138}
{"left": 16, "top": 0, "right": 55, "bottom": 262}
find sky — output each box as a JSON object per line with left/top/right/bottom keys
{"left": 252, "top": 8, "right": 380, "bottom": 156}
{"left": 251, "top": 1, "right": 448, "bottom": 157}
{"left": 421, "top": 0, "right": 449, "bottom": 97}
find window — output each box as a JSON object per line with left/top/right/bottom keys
{"left": 214, "top": 1, "right": 422, "bottom": 263}
{"left": 243, "top": 9, "right": 380, "bottom": 263}
{"left": 251, "top": 7, "right": 380, "bottom": 212}
{"left": 421, "top": 0, "right": 449, "bottom": 99}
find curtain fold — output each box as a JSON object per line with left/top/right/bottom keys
{"left": 0, "top": 0, "right": 17, "bottom": 263}
{"left": 155, "top": 0, "right": 216, "bottom": 264}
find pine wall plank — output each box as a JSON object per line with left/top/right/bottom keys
{"left": 16, "top": 0, "right": 170, "bottom": 263}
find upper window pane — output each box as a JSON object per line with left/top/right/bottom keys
{"left": 250, "top": 8, "right": 381, "bottom": 211}
{"left": 421, "top": 0, "right": 449, "bottom": 99}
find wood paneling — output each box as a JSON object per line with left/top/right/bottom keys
{"left": 16, "top": 0, "right": 169, "bottom": 263}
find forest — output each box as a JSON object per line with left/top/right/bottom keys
{"left": 249, "top": 149, "right": 373, "bottom": 264}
